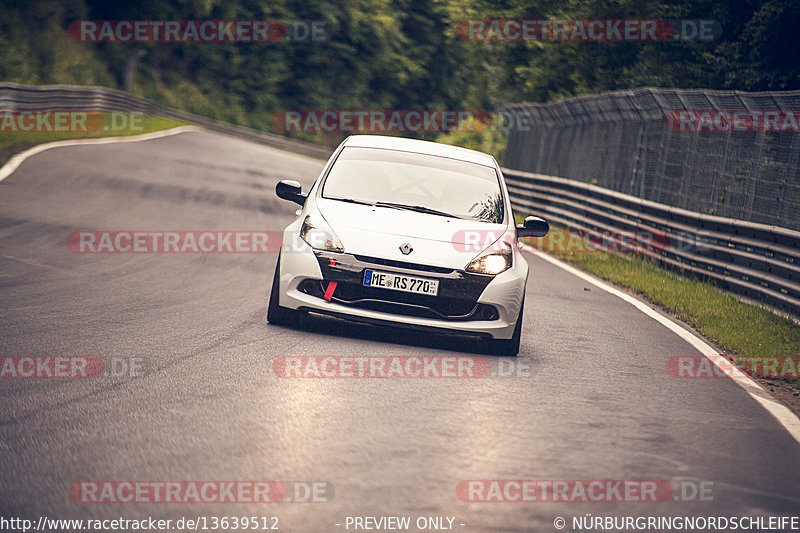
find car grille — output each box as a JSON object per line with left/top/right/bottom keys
{"left": 353, "top": 254, "right": 454, "bottom": 274}
{"left": 301, "top": 252, "right": 498, "bottom": 322}
{"left": 299, "top": 279, "right": 498, "bottom": 321}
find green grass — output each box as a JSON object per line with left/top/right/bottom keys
{"left": 0, "top": 113, "right": 188, "bottom": 166}
{"left": 520, "top": 220, "right": 800, "bottom": 384}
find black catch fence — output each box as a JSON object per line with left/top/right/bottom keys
{"left": 503, "top": 87, "right": 800, "bottom": 316}
{"left": 503, "top": 87, "right": 800, "bottom": 231}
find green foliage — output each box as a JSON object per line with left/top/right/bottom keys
{"left": 1, "top": 0, "right": 797, "bottom": 152}
{"left": 0, "top": 0, "right": 115, "bottom": 86}
{"left": 435, "top": 114, "right": 507, "bottom": 162}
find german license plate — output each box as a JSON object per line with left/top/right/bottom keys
{"left": 363, "top": 269, "right": 439, "bottom": 296}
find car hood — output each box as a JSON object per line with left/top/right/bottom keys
{"left": 316, "top": 198, "right": 510, "bottom": 268}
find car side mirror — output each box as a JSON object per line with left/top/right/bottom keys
{"left": 516, "top": 216, "right": 549, "bottom": 238}
{"left": 276, "top": 180, "right": 307, "bottom": 206}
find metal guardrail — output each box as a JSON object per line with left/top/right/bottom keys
{"left": 5, "top": 82, "right": 798, "bottom": 315}
{"left": 0, "top": 82, "right": 332, "bottom": 160}
{"left": 503, "top": 87, "right": 800, "bottom": 232}
{"left": 504, "top": 168, "right": 800, "bottom": 317}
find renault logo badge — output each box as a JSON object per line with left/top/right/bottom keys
{"left": 399, "top": 243, "right": 413, "bottom": 255}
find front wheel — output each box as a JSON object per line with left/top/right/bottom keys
{"left": 487, "top": 300, "right": 523, "bottom": 356}
{"left": 267, "top": 254, "right": 300, "bottom": 327}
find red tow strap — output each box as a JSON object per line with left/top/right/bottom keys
{"left": 323, "top": 281, "right": 338, "bottom": 301}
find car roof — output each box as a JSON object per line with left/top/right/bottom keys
{"left": 341, "top": 135, "right": 497, "bottom": 168}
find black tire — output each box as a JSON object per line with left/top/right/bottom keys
{"left": 488, "top": 299, "right": 523, "bottom": 356}
{"left": 267, "top": 254, "right": 300, "bottom": 327}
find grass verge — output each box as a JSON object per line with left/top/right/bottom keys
{"left": 0, "top": 113, "right": 189, "bottom": 167}
{"left": 519, "top": 220, "right": 800, "bottom": 409}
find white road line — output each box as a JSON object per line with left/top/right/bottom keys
{"left": 0, "top": 125, "right": 201, "bottom": 183}
{"left": 5, "top": 126, "right": 797, "bottom": 445}
{"left": 524, "top": 245, "right": 800, "bottom": 446}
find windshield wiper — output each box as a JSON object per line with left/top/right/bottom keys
{"left": 374, "top": 201, "right": 462, "bottom": 219}
{"left": 326, "top": 196, "right": 374, "bottom": 206}
{"left": 327, "top": 198, "right": 463, "bottom": 219}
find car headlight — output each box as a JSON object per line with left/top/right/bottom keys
{"left": 465, "top": 249, "right": 512, "bottom": 275}
{"left": 300, "top": 215, "right": 344, "bottom": 253}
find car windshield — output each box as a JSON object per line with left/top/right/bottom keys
{"left": 321, "top": 146, "right": 505, "bottom": 223}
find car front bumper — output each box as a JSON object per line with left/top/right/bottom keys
{"left": 276, "top": 237, "right": 528, "bottom": 340}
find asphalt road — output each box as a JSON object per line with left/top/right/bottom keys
{"left": 1, "top": 130, "right": 798, "bottom": 532}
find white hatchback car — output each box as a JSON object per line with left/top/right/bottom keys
{"left": 268, "top": 135, "right": 548, "bottom": 355}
